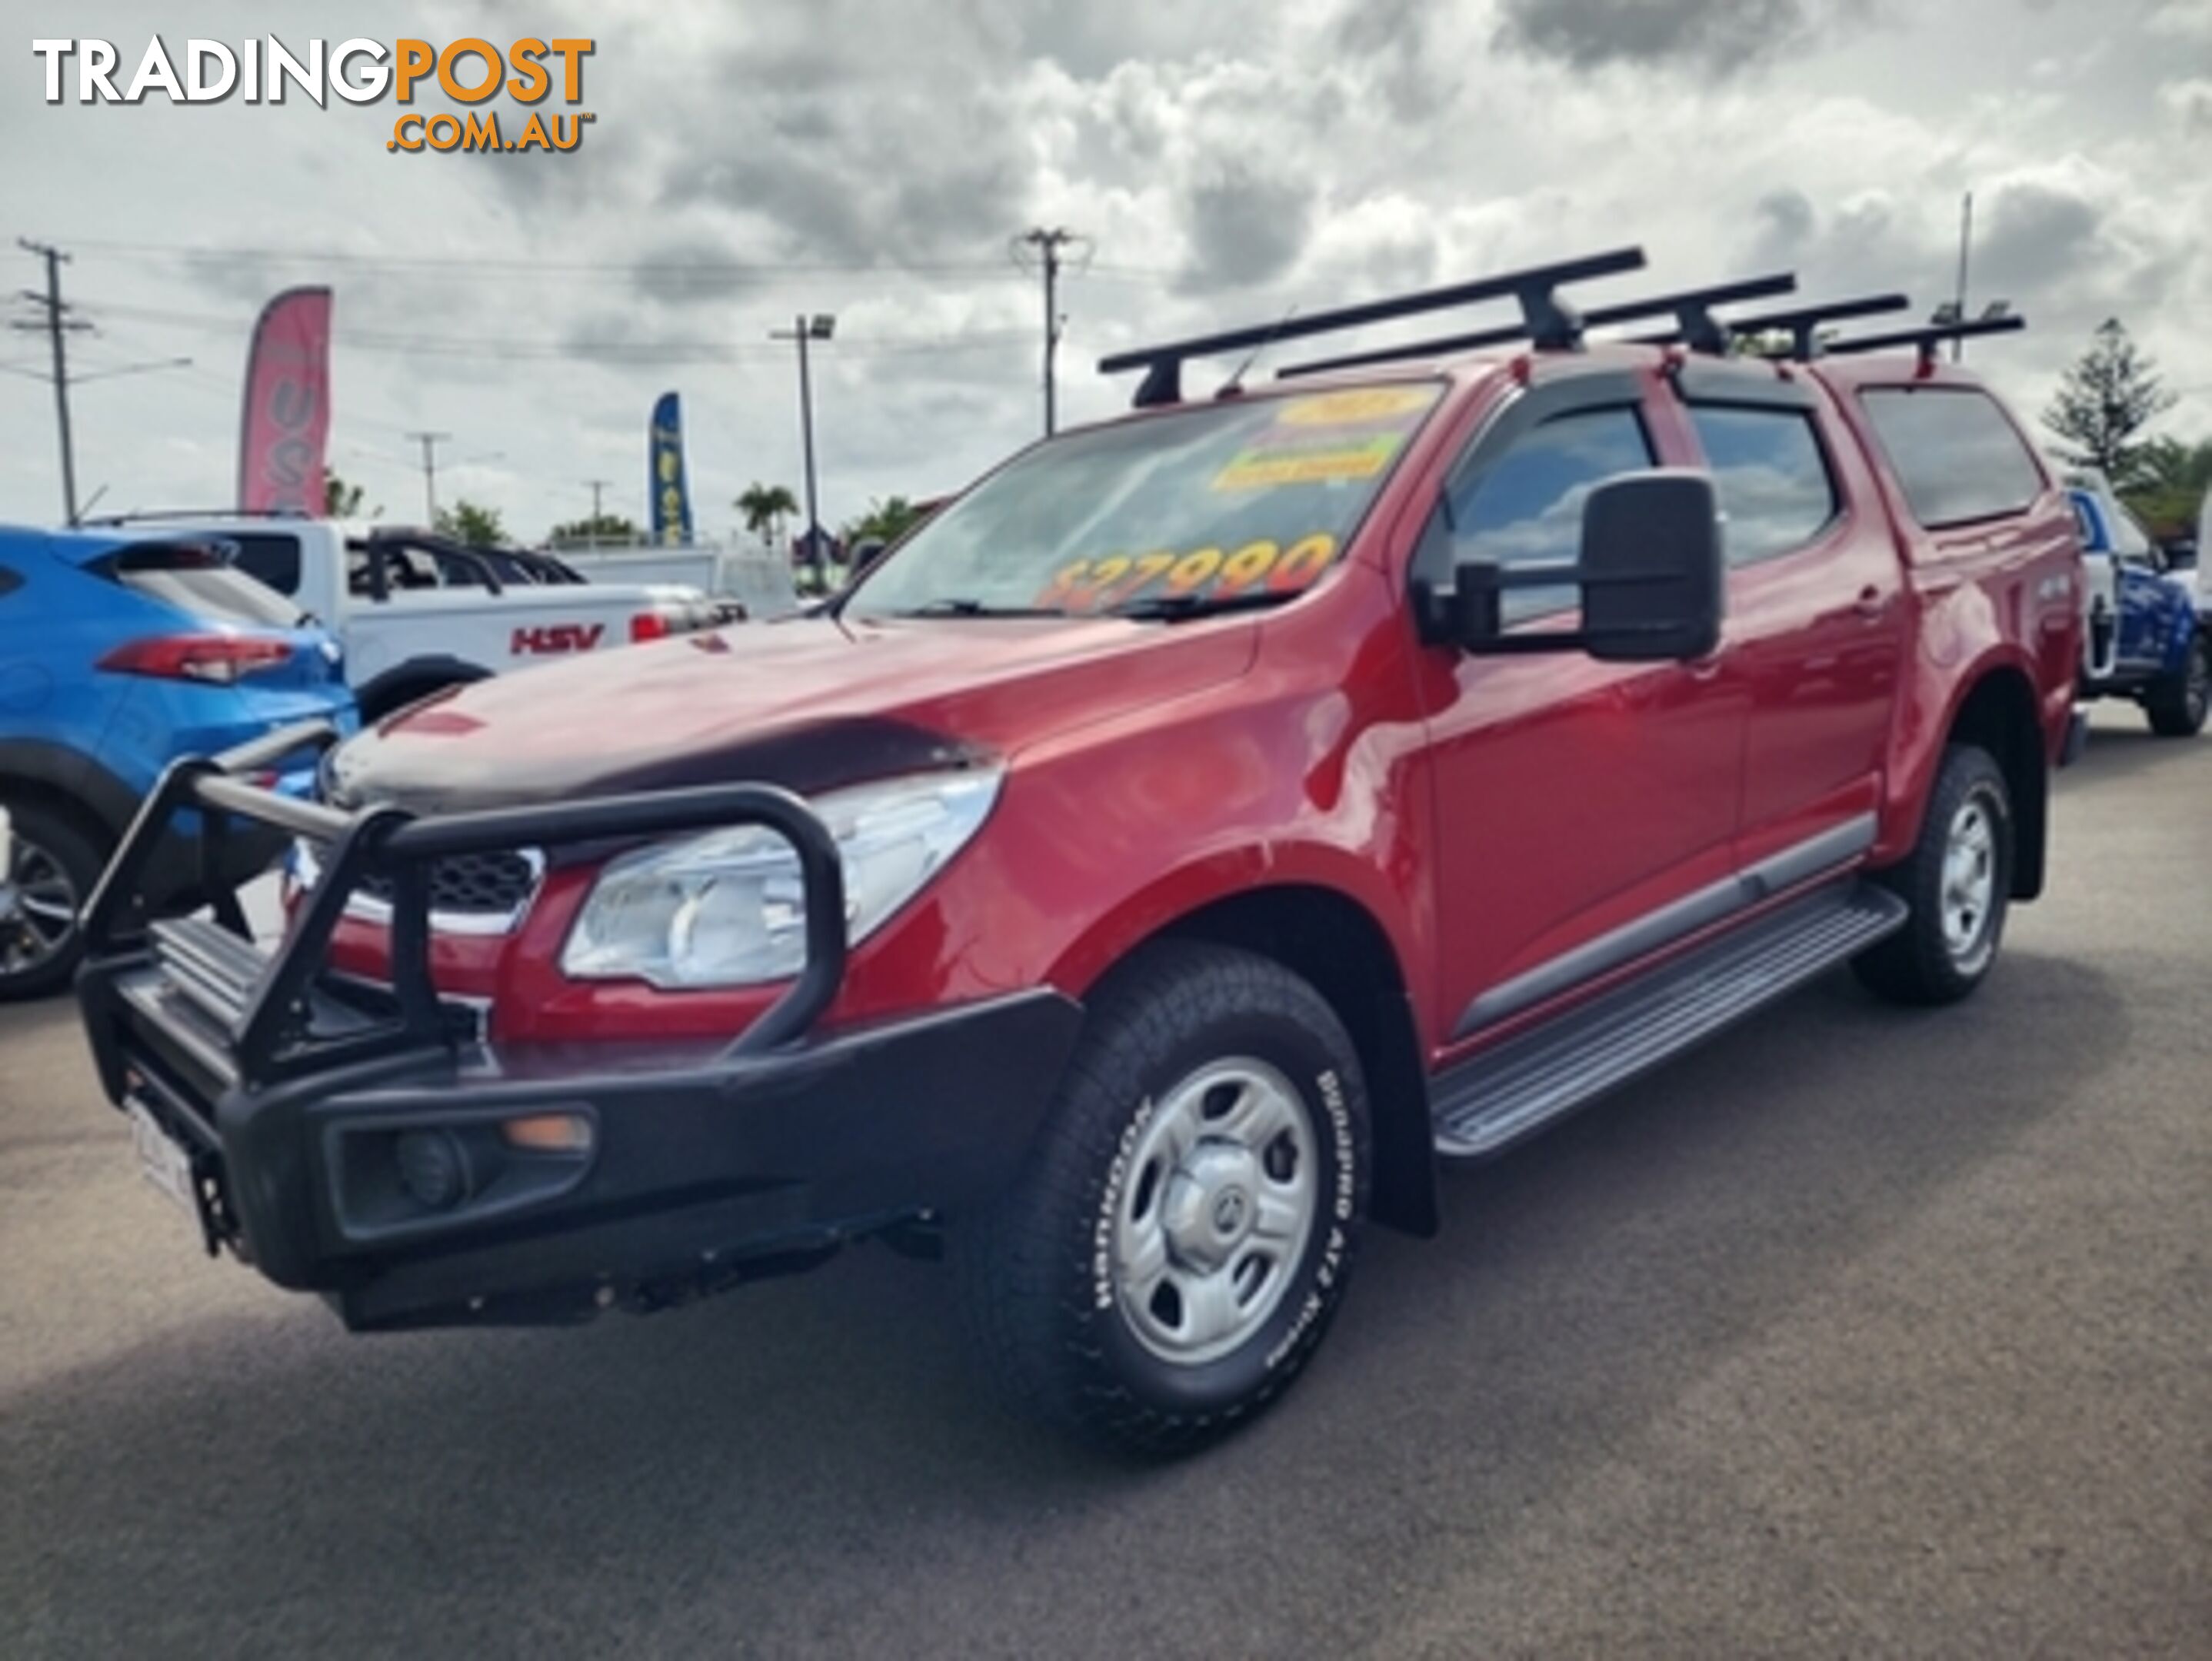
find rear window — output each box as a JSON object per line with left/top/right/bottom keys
{"left": 1858, "top": 388, "right": 2044, "bottom": 530}
{"left": 112, "top": 542, "right": 306, "bottom": 627}
{"left": 225, "top": 532, "right": 303, "bottom": 596}
{"left": 1686, "top": 405, "right": 1838, "bottom": 564}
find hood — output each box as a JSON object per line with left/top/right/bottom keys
{"left": 326, "top": 611, "right": 1256, "bottom": 813}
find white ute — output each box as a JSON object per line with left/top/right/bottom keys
{"left": 102, "top": 517, "right": 721, "bottom": 722}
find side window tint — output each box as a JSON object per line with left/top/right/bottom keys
{"left": 1447, "top": 406, "right": 1654, "bottom": 619}
{"left": 1859, "top": 388, "right": 2044, "bottom": 529}
{"left": 225, "top": 533, "right": 303, "bottom": 596}
{"left": 1687, "top": 405, "right": 1838, "bottom": 565}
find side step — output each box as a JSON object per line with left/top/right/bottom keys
{"left": 1432, "top": 880, "right": 1907, "bottom": 1159}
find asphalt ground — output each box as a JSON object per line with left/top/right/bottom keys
{"left": 3, "top": 705, "right": 2206, "bottom": 1659}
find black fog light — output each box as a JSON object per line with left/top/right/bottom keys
{"left": 395, "top": 1129, "right": 475, "bottom": 1210}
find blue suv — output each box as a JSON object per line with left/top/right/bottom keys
{"left": 0, "top": 525, "right": 356, "bottom": 998}
{"left": 2072, "top": 483, "right": 2209, "bottom": 737}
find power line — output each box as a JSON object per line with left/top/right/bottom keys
{"left": 54, "top": 235, "right": 1180, "bottom": 284}
{"left": 79, "top": 298, "right": 1035, "bottom": 364}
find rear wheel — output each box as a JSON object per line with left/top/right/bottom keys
{"left": 1853, "top": 744, "right": 2013, "bottom": 1007}
{"left": 953, "top": 942, "right": 1370, "bottom": 1457}
{"left": 2144, "top": 634, "right": 2209, "bottom": 737}
{"left": 0, "top": 798, "right": 108, "bottom": 1001}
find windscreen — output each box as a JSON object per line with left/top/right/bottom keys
{"left": 111, "top": 541, "right": 308, "bottom": 627}
{"left": 847, "top": 384, "right": 1444, "bottom": 618}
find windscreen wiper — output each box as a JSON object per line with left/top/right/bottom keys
{"left": 887, "top": 597, "right": 1066, "bottom": 618}
{"left": 1108, "top": 590, "right": 1301, "bottom": 623}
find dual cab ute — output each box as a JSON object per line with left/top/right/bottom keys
{"left": 78, "top": 250, "right": 2083, "bottom": 1456}
{"left": 85, "top": 516, "right": 722, "bottom": 721}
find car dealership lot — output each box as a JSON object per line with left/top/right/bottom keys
{"left": 3, "top": 707, "right": 2205, "bottom": 1659}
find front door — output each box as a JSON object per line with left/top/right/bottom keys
{"left": 1414, "top": 370, "right": 1747, "bottom": 1050}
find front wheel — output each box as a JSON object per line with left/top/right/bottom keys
{"left": 2145, "top": 634, "right": 2210, "bottom": 737}
{"left": 1852, "top": 744, "right": 2013, "bottom": 1007}
{"left": 953, "top": 942, "right": 1371, "bottom": 1457}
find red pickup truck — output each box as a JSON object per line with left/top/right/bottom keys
{"left": 78, "top": 250, "right": 2083, "bottom": 1456}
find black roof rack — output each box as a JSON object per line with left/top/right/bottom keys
{"left": 1647, "top": 292, "right": 1914, "bottom": 360}
{"left": 1822, "top": 315, "right": 2026, "bottom": 365}
{"left": 1277, "top": 271, "right": 1800, "bottom": 379}
{"left": 1097, "top": 246, "right": 1647, "bottom": 408}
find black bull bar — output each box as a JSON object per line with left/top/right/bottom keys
{"left": 78, "top": 719, "right": 848, "bottom": 1090}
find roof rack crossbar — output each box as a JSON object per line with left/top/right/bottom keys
{"left": 1098, "top": 246, "right": 1647, "bottom": 408}
{"left": 1822, "top": 315, "right": 2027, "bottom": 366}
{"left": 1276, "top": 271, "right": 1800, "bottom": 380}
{"left": 1655, "top": 291, "right": 1914, "bottom": 361}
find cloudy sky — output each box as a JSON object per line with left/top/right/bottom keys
{"left": 5, "top": 0, "right": 2209, "bottom": 540}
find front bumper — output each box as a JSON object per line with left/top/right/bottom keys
{"left": 75, "top": 721, "right": 1079, "bottom": 1330}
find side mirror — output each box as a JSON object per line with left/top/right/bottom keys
{"left": 1443, "top": 470, "right": 1724, "bottom": 663}
{"left": 2161, "top": 538, "right": 2197, "bottom": 573}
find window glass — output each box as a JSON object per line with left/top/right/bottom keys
{"left": 1687, "top": 405, "right": 1838, "bottom": 564}
{"left": 0, "top": 565, "right": 21, "bottom": 599}
{"left": 1445, "top": 405, "right": 1654, "bottom": 618}
{"left": 224, "top": 533, "right": 303, "bottom": 596}
{"left": 848, "top": 383, "right": 1444, "bottom": 619}
{"left": 112, "top": 543, "right": 306, "bottom": 627}
{"left": 1859, "top": 388, "right": 2044, "bottom": 529}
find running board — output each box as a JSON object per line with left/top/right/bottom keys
{"left": 1431, "top": 881, "right": 1907, "bottom": 1159}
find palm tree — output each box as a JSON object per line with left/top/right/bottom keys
{"left": 735, "top": 482, "right": 798, "bottom": 548}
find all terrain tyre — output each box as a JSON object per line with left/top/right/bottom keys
{"left": 953, "top": 941, "right": 1371, "bottom": 1457}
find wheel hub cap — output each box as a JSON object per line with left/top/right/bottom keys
{"left": 1111, "top": 1057, "right": 1320, "bottom": 1366}
{"left": 1940, "top": 798, "right": 1997, "bottom": 966}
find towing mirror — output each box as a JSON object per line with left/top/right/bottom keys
{"left": 1444, "top": 470, "right": 1724, "bottom": 663}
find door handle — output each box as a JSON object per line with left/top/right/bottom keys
{"left": 1852, "top": 586, "right": 1886, "bottom": 621}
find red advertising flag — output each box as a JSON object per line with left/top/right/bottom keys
{"left": 236, "top": 286, "right": 332, "bottom": 514}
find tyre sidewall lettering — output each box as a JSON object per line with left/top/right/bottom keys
{"left": 1084, "top": 1014, "right": 1367, "bottom": 1412}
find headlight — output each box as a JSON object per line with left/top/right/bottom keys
{"left": 560, "top": 767, "right": 1001, "bottom": 989}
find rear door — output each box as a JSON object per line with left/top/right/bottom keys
{"left": 1670, "top": 364, "right": 1904, "bottom": 874}
{"left": 1414, "top": 368, "right": 1747, "bottom": 1048}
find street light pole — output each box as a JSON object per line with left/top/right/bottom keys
{"left": 797, "top": 318, "right": 820, "bottom": 554}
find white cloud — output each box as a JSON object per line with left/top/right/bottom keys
{"left": 3, "top": 0, "right": 2207, "bottom": 535}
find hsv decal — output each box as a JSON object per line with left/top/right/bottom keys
{"left": 511, "top": 623, "right": 605, "bottom": 654}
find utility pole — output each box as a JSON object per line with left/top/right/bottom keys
{"left": 1952, "top": 191, "right": 1974, "bottom": 364}
{"left": 14, "top": 240, "right": 92, "bottom": 524}
{"left": 769, "top": 314, "right": 835, "bottom": 570}
{"left": 405, "top": 430, "right": 451, "bottom": 524}
{"left": 1018, "top": 227, "right": 1082, "bottom": 435}
{"left": 585, "top": 478, "right": 611, "bottom": 524}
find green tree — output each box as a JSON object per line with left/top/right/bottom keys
{"left": 547, "top": 511, "right": 641, "bottom": 546}
{"left": 2120, "top": 436, "right": 2212, "bottom": 541}
{"left": 324, "top": 471, "right": 367, "bottom": 517}
{"left": 841, "top": 494, "right": 931, "bottom": 548}
{"left": 735, "top": 482, "right": 798, "bottom": 547}
{"left": 435, "top": 498, "right": 507, "bottom": 548}
{"left": 2043, "top": 319, "right": 2177, "bottom": 489}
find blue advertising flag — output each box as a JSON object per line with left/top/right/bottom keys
{"left": 648, "top": 391, "right": 695, "bottom": 545}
